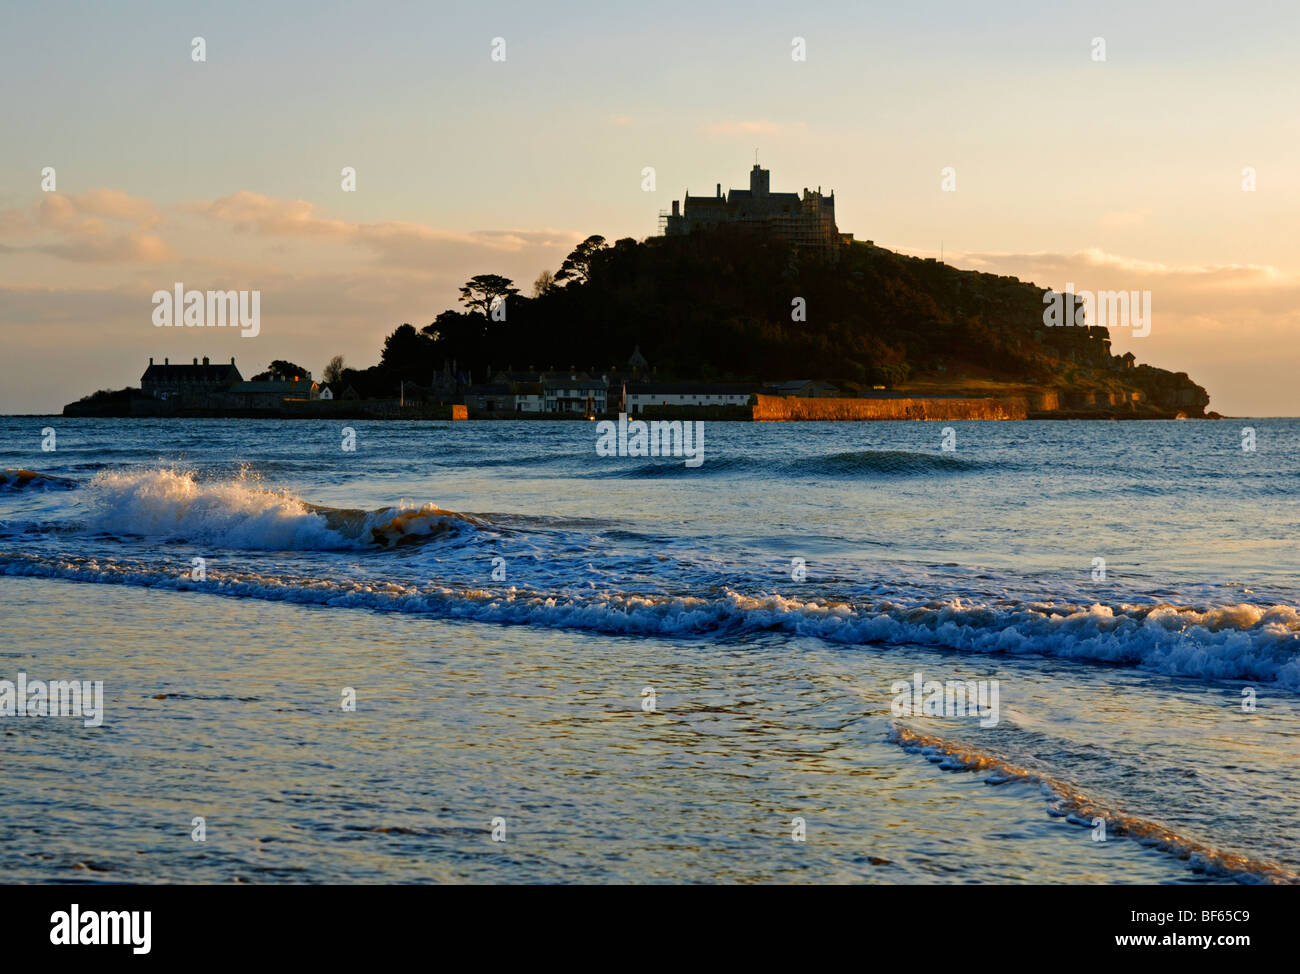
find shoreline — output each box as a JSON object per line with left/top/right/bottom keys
{"left": 51, "top": 394, "right": 1217, "bottom": 423}
{"left": 12, "top": 411, "right": 1235, "bottom": 421}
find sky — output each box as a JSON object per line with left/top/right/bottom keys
{"left": 2, "top": 0, "right": 1299, "bottom": 414}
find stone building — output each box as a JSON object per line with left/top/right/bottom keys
{"left": 140, "top": 356, "right": 241, "bottom": 400}
{"left": 221, "top": 376, "right": 318, "bottom": 408}
{"left": 663, "top": 164, "right": 843, "bottom": 254}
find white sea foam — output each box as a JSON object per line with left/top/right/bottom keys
{"left": 887, "top": 724, "right": 1297, "bottom": 884}
{"left": 86, "top": 468, "right": 348, "bottom": 549}
{"left": 80, "top": 469, "right": 472, "bottom": 550}
{"left": 2, "top": 551, "right": 1298, "bottom": 689}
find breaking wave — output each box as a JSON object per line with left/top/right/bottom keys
{"left": 75, "top": 468, "right": 482, "bottom": 550}
{"left": 0, "top": 469, "right": 77, "bottom": 492}
{"left": 2, "top": 549, "right": 1298, "bottom": 689}
{"left": 887, "top": 725, "right": 1296, "bottom": 884}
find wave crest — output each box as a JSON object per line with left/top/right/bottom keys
{"left": 2, "top": 546, "right": 1298, "bottom": 689}
{"left": 888, "top": 725, "right": 1297, "bottom": 884}
{"left": 1, "top": 469, "right": 76, "bottom": 492}
{"left": 83, "top": 468, "right": 478, "bottom": 550}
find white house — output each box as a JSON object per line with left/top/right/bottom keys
{"left": 543, "top": 376, "right": 608, "bottom": 414}
{"left": 624, "top": 383, "right": 755, "bottom": 413}
{"left": 515, "top": 389, "right": 544, "bottom": 412}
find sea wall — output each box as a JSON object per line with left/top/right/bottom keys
{"left": 752, "top": 395, "right": 1028, "bottom": 421}
{"left": 1031, "top": 390, "right": 1060, "bottom": 412}
{"left": 63, "top": 397, "right": 459, "bottom": 420}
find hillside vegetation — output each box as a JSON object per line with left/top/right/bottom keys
{"left": 337, "top": 229, "right": 1211, "bottom": 416}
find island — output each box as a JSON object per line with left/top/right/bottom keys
{"left": 65, "top": 164, "right": 1213, "bottom": 421}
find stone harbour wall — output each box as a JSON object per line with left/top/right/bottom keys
{"left": 752, "top": 395, "right": 1029, "bottom": 421}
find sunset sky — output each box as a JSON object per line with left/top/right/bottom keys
{"left": 3, "top": 0, "right": 1298, "bottom": 414}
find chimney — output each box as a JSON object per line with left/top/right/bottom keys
{"left": 202, "top": 356, "right": 209, "bottom": 366}
{"left": 193, "top": 357, "right": 198, "bottom": 365}
{"left": 164, "top": 357, "right": 169, "bottom": 365}
{"left": 231, "top": 356, "right": 235, "bottom": 365}
{"left": 149, "top": 357, "right": 153, "bottom": 365}
{"left": 716, "top": 183, "right": 721, "bottom": 198}
{"left": 671, "top": 200, "right": 679, "bottom": 216}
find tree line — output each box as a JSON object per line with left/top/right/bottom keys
{"left": 323, "top": 227, "right": 1083, "bottom": 399}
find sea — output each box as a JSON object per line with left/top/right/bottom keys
{"left": 1, "top": 416, "right": 1297, "bottom": 884}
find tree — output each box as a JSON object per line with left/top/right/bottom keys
{"left": 532, "top": 269, "right": 556, "bottom": 297}
{"left": 253, "top": 359, "right": 310, "bottom": 381}
{"left": 458, "top": 274, "right": 519, "bottom": 320}
{"left": 554, "top": 235, "right": 607, "bottom": 285}
{"left": 380, "top": 324, "right": 426, "bottom": 367}
{"left": 322, "top": 355, "right": 346, "bottom": 385}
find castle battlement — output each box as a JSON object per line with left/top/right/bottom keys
{"left": 662, "top": 164, "right": 843, "bottom": 254}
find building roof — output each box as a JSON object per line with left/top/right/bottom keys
{"left": 539, "top": 370, "right": 593, "bottom": 382}
{"left": 491, "top": 371, "right": 542, "bottom": 383}
{"left": 141, "top": 360, "right": 241, "bottom": 383}
{"left": 627, "top": 382, "right": 755, "bottom": 395}
{"left": 231, "top": 379, "right": 314, "bottom": 393}
{"left": 725, "top": 190, "right": 800, "bottom": 203}
{"left": 767, "top": 379, "right": 839, "bottom": 391}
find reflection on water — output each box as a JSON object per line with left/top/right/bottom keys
{"left": 0, "top": 579, "right": 1260, "bottom": 884}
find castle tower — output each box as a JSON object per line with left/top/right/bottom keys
{"left": 749, "top": 164, "right": 770, "bottom": 198}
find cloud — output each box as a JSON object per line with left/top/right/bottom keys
{"left": 888, "top": 243, "right": 1300, "bottom": 412}
{"left": 1, "top": 189, "right": 585, "bottom": 275}
{"left": 0, "top": 206, "right": 29, "bottom": 235}
{"left": 36, "top": 190, "right": 159, "bottom": 231}
{"left": 192, "top": 192, "right": 583, "bottom": 266}
{"left": 0, "top": 190, "right": 168, "bottom": 263}
{"left": 0, "top": 187, "right": 585, "bottom": 410}
{"left": 191, "top": 192, "right": 352, "bottom": 238}
{"left": 946, "top": 247, "right": 1283, "bottom": 289}
{"left": 35, "top": 232, "right": 173, "bottom": 264}
{"left": 71, "top": 189, "right": 160, "bottom": 229}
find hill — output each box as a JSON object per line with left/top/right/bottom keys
{"left": 342, "top": 229, "right": 1212, "bottom": 417}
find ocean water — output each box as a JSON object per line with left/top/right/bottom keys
{"left": 1, "top": 416, "right": 1298, "bottom": 884}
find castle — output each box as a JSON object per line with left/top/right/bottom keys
{"left": 662, "top": 164, "right": 847, "bottom": 254}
